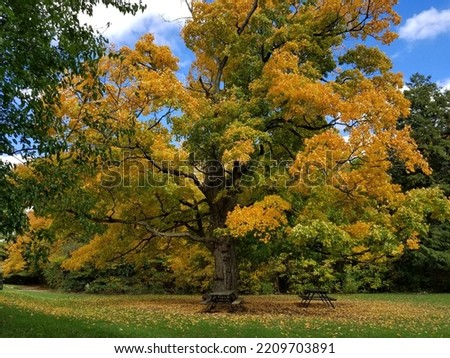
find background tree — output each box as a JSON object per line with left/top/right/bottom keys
{"left": 0, "top": 0, "right": 145, "bottom": 237}
{"left": 2, "top": 212, "right": 53, "bottom": 284}
{"left": 390, "top": 74, "right": 450, "bottom": 291}
{"left": 391, "top": 74, "right": 450, "bottom": 194}
{"left": 14, "top": 0, "right": 450, "bottom": 292}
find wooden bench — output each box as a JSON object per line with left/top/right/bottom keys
{"left": 202, "top": 291, "right": 243, "bottom": 312}
{"left": 299, "top": 289, "right": 336, "bottom": 309}
{"left": 299, "top": 294, "right": 337, "bottom": 301}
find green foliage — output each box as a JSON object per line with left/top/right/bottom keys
{"left": 0, "top": 165, "right": 28, "bottom": 239}
{"left": 390, "top": 221, "right": 450, "bottom": 292}
{"left": 42, "top": 259, "right": 94, "bottom": 291}
{"left": 389, "top": 74, "right": 450, "bottom": 292}
{"left": 392, "top": 74, "right": 450, "bottom": 195}
{"left": 0, "top": 0, "right": 145, "bottom": 236}
{"left": 342, "top": 267, "right": 361, "bottom": 294}
{"left": 1, "top": 0, "right": 145, "bottom": 152}
{"left": 85, "top": 277, "right": 131, "bottom": 294}
{"left": 238, "top": 261, "right": 278, "bottom": 294}
{"left": 42, "top": 258, "right": 172, "bottom": 293}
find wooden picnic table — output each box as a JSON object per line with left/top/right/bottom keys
{"left": 202, "top": 290, "right": 242, "bottom": 312}
{"left": 299, "top": 289, "right": 336, "bottom": 309}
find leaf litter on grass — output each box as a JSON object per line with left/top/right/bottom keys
{"left": 1, "top": 289, "right": 449, "bottom": 337}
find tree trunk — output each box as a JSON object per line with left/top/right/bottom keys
{"left": 211, "top": 238, "right": 238, "bottom": 291}
{"left": 203, "top": 163, "right": 239, "bottom": 292}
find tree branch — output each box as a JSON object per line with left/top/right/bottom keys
{"left": 136, "top": 144, "right": 205, "bottom": 193}
{"left": 213, "top": 0, "right": 258, "bottom": 94}
{"left": 65, "top": 209, "right": 216, "bottom": 244}
{"left": 237, "top": 0, "right": 258, "bottom": 35}
{"left": 107, "top": 235, "right": 154, "bottom": 262}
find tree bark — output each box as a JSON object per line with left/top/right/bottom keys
{"left": 202, "top": 159, "right": 240, "bottom": 292}
{"left": 211, "top": 238, "right": 238, "bottom": 291}
{"left": 205, "top": 184, "right": 239, "bottom": 291}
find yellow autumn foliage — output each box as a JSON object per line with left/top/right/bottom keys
{"left": 406, "top": 237, "right": 420, "bottom": 251}
{"left": 61, "top": 235, "right": 108, "bottom": 270}
{"left": 226, "top": 195, "right": 291, "bottom": 241}
{"left": 345, "top": 222, "right": 372, "bottom": 241}
{"left": 3, "top": 212, "right": 52, "bottom": 276}
{"left": 3, "top": 237, "right": 27, "bottom": 276}
{"left": 56, "top": 33, "right": 192, "bottom": 149}
{"left": 290, "top": 129, "right": 430, "bottom": 203}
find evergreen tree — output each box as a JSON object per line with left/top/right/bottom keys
{"left": 391, "top": 74, "right": 450, "bottom": 292}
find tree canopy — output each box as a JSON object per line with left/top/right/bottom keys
{"left": 4, "top": 0, "right": 450, "bottom": 292}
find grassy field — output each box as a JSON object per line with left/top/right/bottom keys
{"left": 1, "top": 285, "right": 449, "bottom": 338}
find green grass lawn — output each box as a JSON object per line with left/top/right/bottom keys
{"left": 1, "top": 285, "right": 449, "bottom": 338}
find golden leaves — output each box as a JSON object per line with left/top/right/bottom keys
{"left": 2, "top": 212, "right": 53, "bottom": 276}
{"left": 2, "top": 240, "right": 27, "bottom": 276}
{"left": 344, "top": 222, "right": 371, "bottom": 241}
{"left": 29, "top": 0, "right": 441, "bottom": 295}
{"left": 384, "top": 126, "right": 431, "bottom": 175}
{"left": 254, "top": 49, "right": 341, "bottom": 119}
{"left": 221, "top": 123, "right": 265, "bottom": 165}
{"left": 226, "top": 195, "right": 291, "bottom": 241}
{"left": 57, "top": 33, "right": 191, "bottom": 148}
{"left": 406, "top": 237, "right": 420, "bottom": 251}
{"left": 61, "top": 235, "right": 107, "bottom": 270}
{"left": 132, "top": 34, "right": 179, "bottom": 72}
{"left": 288, "top": 124, "right": 430, "bottom": 206}
{"left": 223, "top": 138, "right": 255, "bottom": 164}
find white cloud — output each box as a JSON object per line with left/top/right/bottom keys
{"left": 1, "top": 154, "right": 25, "bottom": 165}
{"left": 400, "top": 84, "right": 410, "bottom": 93}
{"left": 437, "top": 78, "right": 450, "bottom": 92}
{"left": 78, "top": 0, "right": 191, "bottom": 46}
{"left": 399, "top": 7, "right": 450, "bottom": 41}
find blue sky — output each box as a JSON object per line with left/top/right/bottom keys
{"left": 386, "top": 0, "right": 450, "bottom": 89}
{"left": 79, "top": 0, "right": 450, "bottom": 90}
